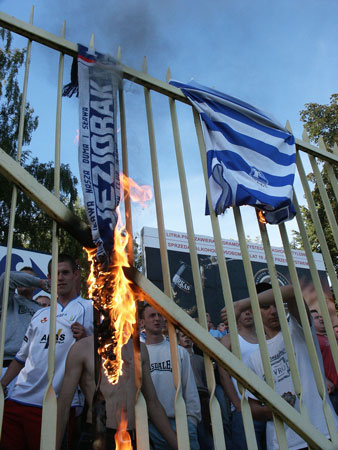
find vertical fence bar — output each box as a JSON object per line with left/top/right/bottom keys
{"left": 296, "top": 152, "right": 338, "bottom": 298}
{"left": 40, "top": 20, "right": 65, "bottom": 450}
{"left": 233, "top": 206, "right": 289, "bottom": 449}
{"left": 306, "top": 143, "right": 338, "bottom": 249}
{"left": 143, "top": 58, "right": 190, "bottom": 449}
{"left": 301, "top": 133, "right": 338, "bottom": 203}
{"left": 1, "top": 11, "right": 338, "bottom": 448}
{"left": 118, "top": 48, "right": 150, "bottom": 450}
{"left": 192, "top": 110, "right": 258, "bottom": 449}
{"left": 118, "top": 47, "right": 133, "bottom": 261}
{"left": 166, "top": 69, "right": 225, "bottom": 449}
{"left": 324, "top": 142, "right": 338, "bottom": 201}
{"left": 0, "top": 6, "right": 34, "bottom": 435}
{"left": 257, "top": 213, "right": 307, "bottom": 417}
{"left": 279, "top": 223, "right": 338, "bottom": 443}
{"left": 292, "top": 192, "right": 338, "bottom": 372}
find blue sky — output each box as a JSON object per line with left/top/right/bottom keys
{"left": 0, "top": 0, "right": 337, "bottom": 247}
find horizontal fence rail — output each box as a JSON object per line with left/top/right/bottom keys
{"left": 0, "top": 8, "right": 337, "bottom": 450}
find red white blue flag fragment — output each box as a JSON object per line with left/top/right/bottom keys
{"left": 170, "top": 80, "right": 296, "bottom": 225}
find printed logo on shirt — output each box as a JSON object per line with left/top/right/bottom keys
{"left": 269, "top": 349, "right": 290, "bottom": 383}
{"left": 150, "top": 360, "right": 172, "bottom": 373}
{"left": 40, "top": 329, "right": 66, "bottom": 349}
{"left": 41, "top": 317, "right": 48, "bottom": 323}
{"left": 57, "top": 313, "right": 77, "bottom": 322}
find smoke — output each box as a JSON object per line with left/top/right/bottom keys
{"left": 37, "top": 0, "right": 174, "bottom": 68}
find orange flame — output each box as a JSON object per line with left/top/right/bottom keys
{"left": 114, "top": 412, "right": 132, "bottom": 450}
{"left": 257, "top": 210, "right": 267, "bottom": 224}
{"left": 74, "top": 129, "right": 79, "bottom": 145}
{"left": 120, "top": 173, "right": 152, "bottom": 207}
{"left": 86, "top": 174, "right": 152, "bottom": 385}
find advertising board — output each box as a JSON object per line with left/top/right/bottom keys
{"left": 142, "top": 227, "right": 332, "bottom": 327}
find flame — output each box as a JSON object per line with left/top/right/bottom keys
{"left": 86, "top": 174, "right": 152, "bottom": 385}
{"left": 257, "top": 210, "right": 267, "bottom": 224}
{"left": 120, "top": 173, "right": 152, "bottom": 207}
{"left": 114, "top": 412, "right": 132, "bottom": 450}
{"left": 74, "top": 129, "right": 79, "bottom": 145}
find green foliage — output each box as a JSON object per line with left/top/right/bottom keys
{"left": 292, "top": 95, "right": 338, "bottom": 274}
{"left": 300, "top": 94, "right": 338, "bottom": 148}
{"left": 0, "top": 29, "right": 90, "bottom": 288}
{"left": 0, "top": 29, "right": 38, "bottom": 159}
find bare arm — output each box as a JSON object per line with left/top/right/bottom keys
{"left": 1, "top": 359, "right": 24, "bottom": 388}
{"left": 218, "top": 334, "right": 241, "bottom": 411}
{"left": 218, "top": 367, "right": 241, "bottom": 411}
{"left": 56, "top": 342, "right": 84, "bottom": 450}
{"left": 222, "top": 285, "right": 308, "bottom": 325}
{"left": 140, "top": 346, "right": 178, "bottom": 450}
{"left": 248, "top": 398, "right": 272, "bottom": 421}
{"left": 220, "top": 302, "right": 242, "bottom": 327}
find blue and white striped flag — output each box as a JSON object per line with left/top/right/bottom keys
{"left": 170, "top": 80, "right": 296, "bottom": 224}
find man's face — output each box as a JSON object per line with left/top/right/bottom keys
{"left": 217, "top": 322, "right": 226, "bottom": 333}
{"left": 177, "top": 331, "right": 192, "bottom": 349}
{"left": 17, "top": 269, "right": 35, "bottom": 299}
{"left": 311, "top": 311, "right": 326, "bottom": 335}
{"left": 237, "top": 310, "right": 254, "bottom": 328}
{"left": 260, "top": 304, "right": 280, "bottom": 332}
{"left": 52, "top": 261, "right": 78, "bottom": 300}
{"left": 141, "top": 306, "right": 164, "bottom": 336}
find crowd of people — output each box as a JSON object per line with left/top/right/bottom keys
{"left": 0, "top": 254, "right": 337, "bottom": 450}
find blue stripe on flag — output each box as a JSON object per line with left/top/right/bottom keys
{"left": 170, "top": 79, "right": 297, "bottom": 224}
{"left": 170, "top": 80, "right": 272, "bottom": 122}
{"left": 201, "top": 114, "right": 296, "bottom": 167}
{"left": 207, "top": 151, "right": 295, "bottom": 188}
{"left": 199, "top": 100, "right": 295, "bottom": 143}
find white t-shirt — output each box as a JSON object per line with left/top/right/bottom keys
{"left": 231, "top": 334, "right": 259, "bottom": 411}
{"left": 146, "top": 339, "right": 201, "bottom": 425}
{"left": 10, "top": 296, "right": 93, "bottom": 408}
{"left": 247, "top": 316, "right": 338, "bottom": 450}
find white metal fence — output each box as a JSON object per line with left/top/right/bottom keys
{"left": 0, "top": 8, "right": 337, "bottom": 450}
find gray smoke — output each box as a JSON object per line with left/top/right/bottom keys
{"left": 37, "top": 0, "right": 174, "bottom": 68}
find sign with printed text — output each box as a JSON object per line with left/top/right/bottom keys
{"left": 142, "top": 227, "right": 330, "bottom": 326}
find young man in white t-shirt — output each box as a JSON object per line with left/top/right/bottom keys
{"left": 0, "top": 254, "right": 93, "bottom": 450}
{"left": 230, "top": 285, "right": 338, "bottom": 450}
{"left": 140, "top": 304, "right": 201, "bottom": 450}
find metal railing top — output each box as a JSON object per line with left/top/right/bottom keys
{"left": 1, "top": 9, "right": 338, "bottom": 167}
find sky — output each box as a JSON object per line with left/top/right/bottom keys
{"left": 0, "top": 0, "right": 337, "bottom": 250}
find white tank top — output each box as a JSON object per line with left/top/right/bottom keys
{"left": 231, "top": 334, "right": 259, "bottom": 409}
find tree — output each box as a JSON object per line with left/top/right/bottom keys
{"left": 292, "top": 94, "right": 338, "bottom": 274}
{"left": 0, "top": 29, "right": 86, "bottom": 267}
{"left": 0, "top": 29, "right": 38, "bottom": 160}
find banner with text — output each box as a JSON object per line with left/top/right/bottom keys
{"left": 78, "top": 44, "right": 121, "bottom": 261}
{"left": 142, "top": 227, "right": 331, "bottom": 326}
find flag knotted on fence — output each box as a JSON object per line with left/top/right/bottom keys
{"left": 170, "top": 80, "right": 296, "bottom": 225}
